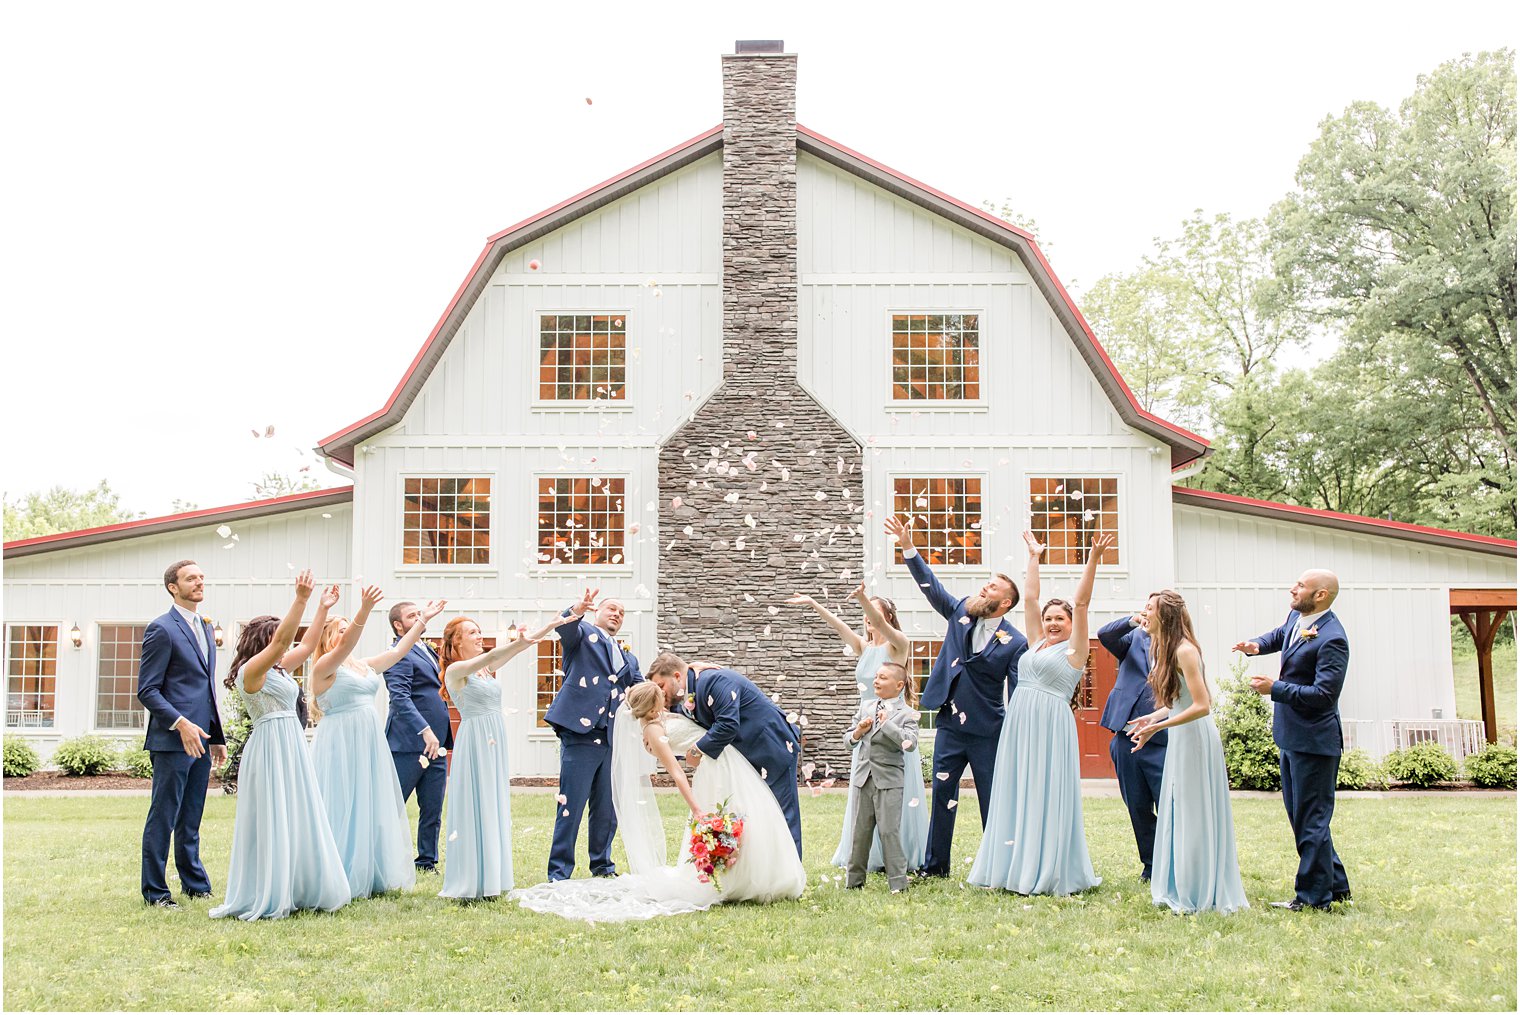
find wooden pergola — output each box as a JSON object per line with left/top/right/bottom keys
{"left": 1451, "top": 588, "right": 1516, "bottom": 744}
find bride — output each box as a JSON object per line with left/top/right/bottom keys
{"left": 512, "top": 682, "right": 806, "bottom": 922}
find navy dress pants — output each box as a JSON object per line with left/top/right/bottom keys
{"left": 394, "top": 750, "right": 447, "bottom": 869}
{"left": 141, "top": 750, "right": 213, "bottom": 902}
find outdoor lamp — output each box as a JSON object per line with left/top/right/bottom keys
{"left": 69, "top": 624, "right": 82, "bottom": 649}
{"left": 213, "top": 623, "right": 225, "bottom": 648}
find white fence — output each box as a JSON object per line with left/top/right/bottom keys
{"left": 1344, "top": 718, "right": 1488, "bottom": 762}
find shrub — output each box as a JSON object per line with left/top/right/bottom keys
{"left": 1383, "top": 741, "right": 1459, "bottom": 787}
{"left": 1336, "top": 748, "right": 1387, "bottom": 790}
{"left": 1215, "top": 658, "right": 1280, "bottom": 791}
{"left": 118, "top": 747, "right": 154, "bottom": 780}
{"left": 51, "top": 735, "right": 120, "bottom": 777}
{"left": 1464, "top": 743, "right": 1518, "bottom": 789}
{"left": 3, "top": 736, "right": 42, "bottom": 778}
{"left": 219, "top": 695, "right": 251, "bottom": 794}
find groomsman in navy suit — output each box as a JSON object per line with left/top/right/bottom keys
{"left": 137, "top": 559, "right": 225, "bottom": 908}
{"left": 645, "top": 652, "right": 803, "bottom": 857}
{"left": 1097, "top": 596, "right": 1167, "bottom": 881}
{"left": 1235, "top": 569, "right": 1352, "bottom": 911}
{"left": 547, "top": 588, "right": 643, "bottom": 880}
{"left": 884, "top": 516, "right": 1028, "bottom": 878}
{"left": 385, "top": 601, "right": 451, "bottom": 873}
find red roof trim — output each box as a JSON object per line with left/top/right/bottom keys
{"left": 796, "top": 124, "right": 1210, "bottom": 452}
{"left": 4, "top": 487, "right": 353, "bottom": 554}
{"left": 317, "top": 124, "right": 726, "bottom": 457}
{"left": 1173, "top": 485, "right": 1518, "bottom": 552}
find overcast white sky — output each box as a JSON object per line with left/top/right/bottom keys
{"left": 2, "top": 1, "right": 1512, "bottom": 521}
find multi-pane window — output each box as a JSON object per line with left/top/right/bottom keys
{"left": 536, "top": 639, "right": 564, "bottom": 728}
{"left": 6, "top": 625, "right": 57, "bottom": 728}
{"left": 403, "top": 477, "right": 491, "bottom": 565}
{"left": 96, "top": 624, "right": 148, "bottom": 729}
{"left": 427, "top": 635, "right": 495, "bottom": 736}
{"left": 537, "top": 477, "right": 626, "bottom": 566}
{"left": 539, "top": 314, "right": 628, "bottom": 402}
{"left": 893, "top": 477, "right": 983, "bottom": 566}
{"left": 890, "top": 313, "right": 980, "bottom": 401}
{"left": 1029, "top": 477, "right": 1119, "bottom": 565}
{"left": 909, "top": 639, "right": 942, "bottom": 730}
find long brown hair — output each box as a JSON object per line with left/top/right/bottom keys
{"left": 224, "top": 616, "right": 278, "bottom": 689}
{"left": 1147, "top": 589, "right": 1201, "bottom": 708}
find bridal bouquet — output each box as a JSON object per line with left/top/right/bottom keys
{"left": 687, "top": 801, "right": 744, "bottom": 890}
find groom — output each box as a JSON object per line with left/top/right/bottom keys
{"left": 645, "top": 652, "right": 803, "bottom": 857}
{"left": 138, "top": 559, "right": 226, "bottom": 908}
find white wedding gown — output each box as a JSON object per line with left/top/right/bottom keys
{"left": 511, "top": 705, "right": 806, "bottom": 923}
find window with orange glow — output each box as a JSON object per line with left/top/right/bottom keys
{"left": 1028, "top": 477, "right": 1119, "bottom": 565}
{"left": 890, "top": 313, "right": 980, "bottom": 401}
{"left": 539, "top": 314, "right": 627, "bottom": 401}
{"left": 403, "top": 478, "right": 491, "bottom": 566}
{"left": 537, "top": 478, "right": 626, "bottom": 567}
{"left": 893, "top": 477, "right": 982, "bottom": 566}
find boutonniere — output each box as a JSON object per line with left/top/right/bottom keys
{"left": 684, "top": 693, "right": 696, "bottom": 711}
{"left": 1301, "top": 626, "right": 1319, "bottom": 641}
{"left": 618, "top": 640, "right": 631, "bottom": 654}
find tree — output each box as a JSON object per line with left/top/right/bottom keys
{"left": 2, "top": 481, "right": 141, "bottom": 540}
{"left": 251, "top": 472, "right": 319, "bottom": 500}
{"left": 1271, "top": 50, "right": 1515, "bottom": 462}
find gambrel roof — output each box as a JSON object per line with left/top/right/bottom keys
{"left": 315, "top": 124, "right": 1212, "bottom": 469}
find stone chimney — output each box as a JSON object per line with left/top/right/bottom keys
{"left": 657, "top": 43, "right": 864, "bottom": 777}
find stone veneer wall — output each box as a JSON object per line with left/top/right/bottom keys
{"left": 657, "top": 51, "right": 864, "bottom": 778}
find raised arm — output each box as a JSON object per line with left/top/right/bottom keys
{"left": 445, "top": 615, "right": 574, "bottom": 693}
{"left": 643, "top": 720, "right": 703, "bottom": 819}
{"left": 1021, "top": 531, "right": 1044, "bottom": 640}
{"left": 240, "top": 571, "right": 315, "bottom": 694}
{"left": 784, "top": 592, "right": 864, "bottom": 656}
{"left": 311, "top": 585, "right": 379, "bottom": 689}
{"left": 281, "top": 584, "right": 337, "bottom": 672}
{"left": 886, "top": 516, "right": 960, "bottom": 619}
{"left": 363, "top": 599, "right": 446, "bottom": 675}
{"left": 557, "top": 587, "right": 598, "bottom": 656}
{"left": 852, "top": 583, "right": 909, "bottom": 662}
{"left": 1069, "top": 532, "right": 1113, "bottom": 656}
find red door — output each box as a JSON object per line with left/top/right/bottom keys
{"left": 1075, "top": 640, "right": 1117, "bottom": 778}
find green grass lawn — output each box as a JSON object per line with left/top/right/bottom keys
{"left": 1454, "top": 640, "right": 1517, "bottom": 743}
{"left": 4, "top": 791, "right": 1515, "bottom": 1011}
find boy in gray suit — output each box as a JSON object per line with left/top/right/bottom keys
{"left": 843, "top": 661, "right": 920, "bottom": 893}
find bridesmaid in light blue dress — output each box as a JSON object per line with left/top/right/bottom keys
{"left": 1129, "top": 590, "right": 1249, "bottom": 914}
{"left": 309, "top": 586, "right": 446, "bottom": 898}
{"left": 788, "top": 585, "right": 927, "bottom": 871}
{"left": 969, "top": 531, "right": 1111, "bottom": 896}
{"left": 438, "top": 613, "right": 573, "bottom": 901}
{"left": 211, "top": 571, "right": 351, "bottom": 920}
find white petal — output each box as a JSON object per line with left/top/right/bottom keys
{"left": 579, "top": 717, "right": 592, "bottom": 727}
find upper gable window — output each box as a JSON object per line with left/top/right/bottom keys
{"left": 890, "top": 313, "right": 980, "bottom": 402}
{"left": 403, "top": 477, "right": 492, "bottom": 565}
{"left": 539, "top": 314, "right": 628, "bottom": 402}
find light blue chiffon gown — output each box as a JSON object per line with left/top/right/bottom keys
{"left": 831, "top": 643, "right": 929, "bottom": 870}
{"left": 439, "top": 672, "right": 513, "bottom": 900}
{"left": 968, "top": 640, "right": 1100, "bottom": 895}
{"left": 312, "top": 663, "right": 417, "bottom": 898}
{"left": 1151, "top": 677, "right": 1249, "bottom": 914}
{"left": 210, "top": 666, "right": 351, "bottom": 920}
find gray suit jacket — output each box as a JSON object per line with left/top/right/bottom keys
{"left": 843, "top": 698, "right": 920, "bottom": 790}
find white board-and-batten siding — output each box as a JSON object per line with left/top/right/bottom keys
{"left": 1173, "top": 503, "right": 1517, "bottom": 757}
{"left": 2, "top": 503, "right": 354, "bottom": 755}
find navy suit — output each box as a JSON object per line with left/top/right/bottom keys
{"left": 1096, "top": 617, "right": 1167, "bottom": 879}
{"left": 905, "top": 552, "right": 1028, "bottom": 876}
{"left": 385, "top": 639, "right": 453, "bottom": 869}
{"left": 137, "top": 608, "right": 224, "bottom": 903}
{"left": 546, "top": 614, "right": 643, "bottom": 880}
{"left": 689, "top": 667, "right": 803, "bottom": 857}
{"left": 1251, "top": 609, "right": 1351, "bottom": 907}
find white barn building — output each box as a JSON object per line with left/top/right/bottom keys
{"left": 5, "top": 44, "right": 1514, "bottom": 776}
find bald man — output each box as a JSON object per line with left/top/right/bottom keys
{"left": 1234, "top": 569, "right": 1351, "bottom": 911}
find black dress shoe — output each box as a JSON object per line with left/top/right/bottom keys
{"left": 1331, "top": 891, "right": 1353, "bottom": 904}
{"left": 416, "top": 864, "right": 438, "bottom": 874}
{"left": 149, "top": 898, "right": 180, "bottom": 910}
{"left": 592, "top": 871, "right": 617, "bottom": 879}
{"left": 186, "top": 891, "right": 213, "bottom": 899}
{"left": 1270, "top": 898, "right": 1330, "bottom": 912}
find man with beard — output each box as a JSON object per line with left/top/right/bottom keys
{"left": 883, "top": 516, "right": 1028, "bottom": 878}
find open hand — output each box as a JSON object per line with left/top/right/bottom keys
{"left": 422, "top": 599, "right": 447, "bottom": 622}
{"left": 784, "top": 593, "right": 817, "bottom": 608}
{"left": 1089, "top": 532, "right": 1116, "bottom": 561}
{"left": 850, "top": 583, "right": 868, "bottom": 602}
{"left": 1231, "top": 640, "right": 1260, "bottom": 655}
{"left": 1130, "top": 726, "right": 1157, "bottom": 752}
{"left": 319, "top": 584, "right": 341, "bottom": 609}
{"left": 883, "top": 515, "right": 912, "bottom": 549}
{"left": 1249, "top": 674, "right": 1275, "bottom": 696}
{"left": 359, "top": 584, "right": 384, "bottom": 610}
{"left": 1022, "top": 530, "right": 1045, "bottom": 558}
{"left": 294, "top": 570, "right": 315, "bottom": 599}
{"left": 571, "top": 587, "right": 599, "bottom": 618}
